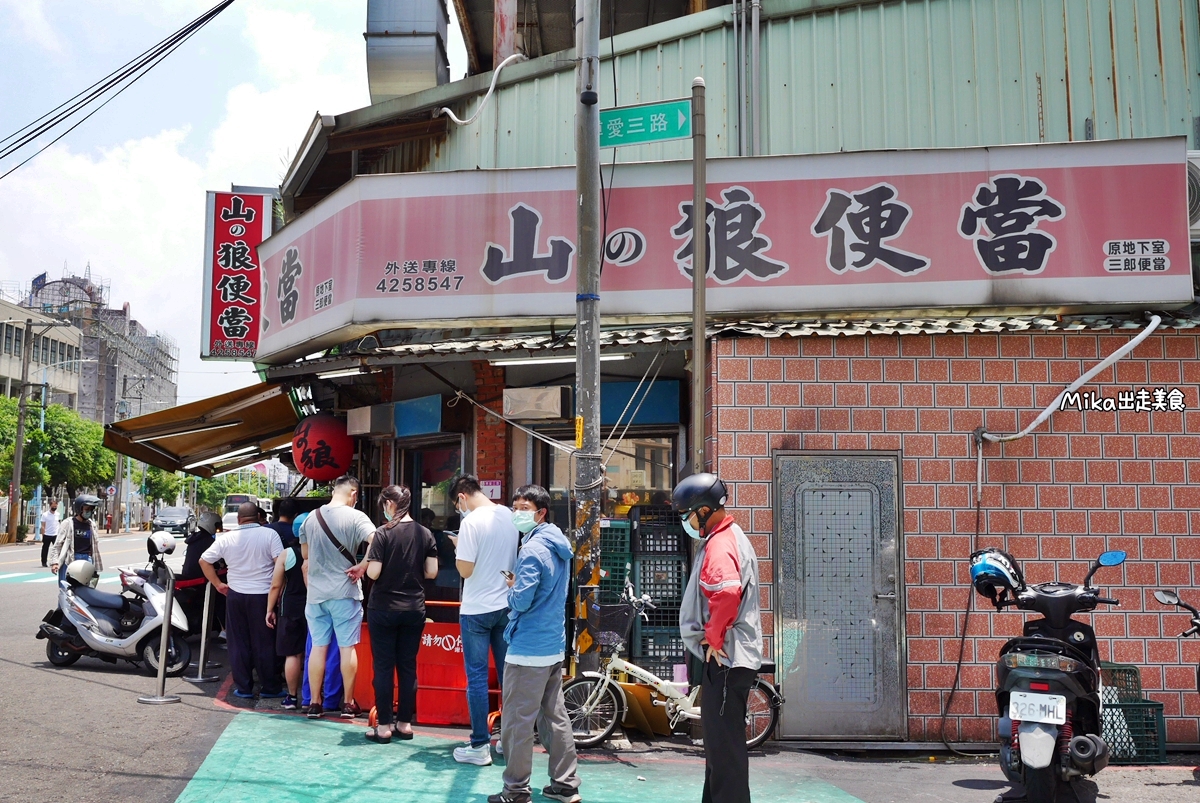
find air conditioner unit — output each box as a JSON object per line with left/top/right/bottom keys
{"left": 503, "top": 386, "right": 571, "bottom": 420}
{"left": 1189, "top": 151, "right": 1200, "bottom": 240}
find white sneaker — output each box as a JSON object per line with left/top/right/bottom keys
{"left": 493, "top": 739, "right": 503, "bottom": 755}
{"left": 453, "top": 742, "right": 493, "bottom": 766}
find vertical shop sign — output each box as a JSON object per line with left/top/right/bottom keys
{"left": 201, "top": 191, "right": 274, "bottom": 359}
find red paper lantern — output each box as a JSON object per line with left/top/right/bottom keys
{"left": 292, "top": 414, "right": 354, "bottom": 481}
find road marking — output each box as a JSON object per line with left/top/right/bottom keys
{"left": 27, "top": 576, "right": 59, "bottom": 583}
{"left": 0, "top": 572, "right": 34, "bottom": 580}
{"left": 98, "top": 576, "right": 120, "bottom": 584}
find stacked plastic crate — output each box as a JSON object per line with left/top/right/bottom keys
{"left": 629, "top": 505, "right": 689, "bottom": 681}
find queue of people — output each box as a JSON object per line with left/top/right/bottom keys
{"left": 164, "top": 468, "right": 759, "bottom": 803}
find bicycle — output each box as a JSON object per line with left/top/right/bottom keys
{"left": 562, "top": 578, "right": 782, "bottom": 749}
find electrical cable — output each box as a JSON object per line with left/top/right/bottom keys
{"left": 597, "top": 0, "right": 619, "bottom": 280}
{"left": 600, "top": 345, "right": 664, "bottom": 456}
{"left": 602, "top": 349, "right": 667, "bottom": 466}
{"left": 0, "top": 1, "right": 235, "bottom": 182}
{"left": 938, "top": 429, "right": 993, "bottom": 758}
{"left": 435, "top": 53, "right": 528, "bottom": 126}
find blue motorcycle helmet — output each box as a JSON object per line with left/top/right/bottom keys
{"left": 970, "top": 547, "right": 1024, "bottom": 607}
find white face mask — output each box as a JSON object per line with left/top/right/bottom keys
{"left": 681, "top": 514, "right": 703, "bottom": 540}
{"left": 512, "top": 510, "right": 538, "bottom": 533}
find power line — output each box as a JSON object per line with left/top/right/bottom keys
{"left": 0, "top": 0, "right": 237, "bottom": 182}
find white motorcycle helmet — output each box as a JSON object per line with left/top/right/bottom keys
{"left": 147, "top": 531, "right": 177, "bottom": 558}
{"left": 66, "top": 559, "right": 97, "bottom": 587}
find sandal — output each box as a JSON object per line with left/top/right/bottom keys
{"left": 394, "top": 729, "right": 414, "bottom": 741}
{"left": 365, "top": 726, "right": 392, "bottom": 744}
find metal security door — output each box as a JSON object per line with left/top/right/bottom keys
{"left": 774, "top": 452, "right": 905, "bottom": 739}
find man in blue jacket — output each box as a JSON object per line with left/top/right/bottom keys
{"left": 489, "top": 485, "right": 582, "bottom": 803}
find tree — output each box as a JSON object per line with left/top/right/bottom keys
{"left": 143, "top": 466, "right": 182, "bottom": 506}
{"left": 42, "top": 403, "right": 115, "bottom": 494}
{"left": 195, "top": 475, "right": 227, "bottom": 512}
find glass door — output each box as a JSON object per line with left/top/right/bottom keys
{"left": 399, "top": 437, "right": 464, "bottom": 621}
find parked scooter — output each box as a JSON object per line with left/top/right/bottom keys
{"left": 1153, "top": 589, "right": 1200, "bottom": 691}
{"left": 970, "top": 547, "right": 1126, "bottom": 803}
{"left": 36, "top": 532, "right": 191, "bottom": 676}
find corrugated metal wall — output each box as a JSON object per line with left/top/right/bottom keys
{"left": 371, "top": 0, "right": 1200, "bottom": 174}
{"left": 764, "top": 0, "right": 1200, "bottom": 153}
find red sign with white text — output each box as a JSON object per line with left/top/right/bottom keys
{"left": 201, "top": 192, "right": 273, "bottom": 360}
{"left": 255, "top": 138, "right": 1192, "bottom": 363}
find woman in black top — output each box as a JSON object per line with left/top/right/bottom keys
{"left": 364, "top": 484, "right": 438, "bottom": 743}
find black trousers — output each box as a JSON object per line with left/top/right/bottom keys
{"left": 226, "top": 590, "right": 281, "bottom": 695}
{"left": 41, "top": 537, "right": 54, "bottom": 566}
{"left": 700, "top": 659, "right": 756, "bottom": 803}
{"left": 367, "top": 608, "right": 426, "bottom": 725}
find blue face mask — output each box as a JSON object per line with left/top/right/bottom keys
{"left": 681, "top": 514, "right": 703, "bottom": 540}
{"left": 384, "top": 508, "right": 394, "bottom": 522}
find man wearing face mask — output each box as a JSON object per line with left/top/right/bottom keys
{"left": 674, "top": 473, "right": 762, "bottom": 803}
{"left": 450, "top": 474, "right": 519, "bottom": 766}
{"left": 50, "top": 495, "right": 104, "bottom": 582}
{"left": 488, "top": 485, "right": 581, "bottom": 803}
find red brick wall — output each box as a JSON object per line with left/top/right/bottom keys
{"left": 473, "top": 361, "right": 509, "bottom": 498}
{"left": 712, "top": 331, "right": 1200, "bottom": 743}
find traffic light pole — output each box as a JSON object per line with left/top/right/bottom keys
{"left": 574, "top": 0, "right": 603, "bottom": 670}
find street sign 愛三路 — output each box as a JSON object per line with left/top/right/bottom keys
{"left": 599, "top": 98, "right": 691, "bottom": 148}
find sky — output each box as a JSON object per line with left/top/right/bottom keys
{"left": 0, "top": 0, "right": 467, "bottom": 405}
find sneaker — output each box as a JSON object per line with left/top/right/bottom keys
{"left": 232, "top": 688, "right": 255, "bottom": 700}
{"left": 487, "top": 791, "right": 531, "bottom": 803}
{"left": 453, "top": 742, "right": 493, "bottom": 766}
{"left": 280, "top": 695, "right": 299, "bottom": 710}
{"left": 493, "top": 738, "right": 504, "bottom": 756}
{"left": 259, "top": 689, "right": 287, "bottom": 699}
{"left": 340, "top": 700, "right": 362, "bottom": 719}
{"left": 542, "top": 785, "right": 581, "bottom": 803}
{"left": 305, "top": 704, "right": 324, "bottom": 719}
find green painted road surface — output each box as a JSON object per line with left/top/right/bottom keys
{"left": 176, "top": 713, "right": 865, "bottom": 803}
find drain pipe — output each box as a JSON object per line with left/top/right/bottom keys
{"left": 981, "top": 315, "right": 1162, "bottom": 444}
{"left": 736, "top": 0, "right": 747, "bottom": 156}
{"left": 750, "top": 0, "right": 761, "bottom": 155}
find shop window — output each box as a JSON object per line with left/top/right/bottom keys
{"left": 542, "top": 432, "right": 676, "bottom": 520}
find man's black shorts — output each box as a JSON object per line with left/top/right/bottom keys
{"left": 276, "top": 613, "right": 307, "bottom": 657}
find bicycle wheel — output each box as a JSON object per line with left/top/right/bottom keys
{"left": 745, "top": 678, "right": 779, "bottom": 749}
{"left": 562, "top": 677, "right": 623, "bottom": 748}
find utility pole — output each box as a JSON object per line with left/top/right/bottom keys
{"left": 5, "top": 320, "right": 35, "bottom": 544}
{"left": 690, "top": 78, "right": 708, "bottom": 473}
{"left": 573, "top": 0, "right": 602, "bottom": 668}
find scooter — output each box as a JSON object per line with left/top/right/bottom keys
{"left": 971, "top": 548, "right": 1126, "bottom": 803}
{"left": 36, "top": 535, "right": 191, "bottom": 676}
{"left": 1153, "top": 589, "right": 1200, "bottom": 691}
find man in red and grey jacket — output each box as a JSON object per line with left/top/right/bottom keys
{"left": 675, "top": 473, "right": 763, "bottom": 803}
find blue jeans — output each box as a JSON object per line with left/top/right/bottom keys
{"left": 461, "top": 607, "right": 509, "bottom": 747}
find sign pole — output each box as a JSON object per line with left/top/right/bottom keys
{"left": 691, "top": 77, "right": 707, "bottom": 474}
{"left": 573, "top": 0, "right": 603, "bottom": 672}
{"left": 139, "top": 561, "right": 182, "bottom": 704}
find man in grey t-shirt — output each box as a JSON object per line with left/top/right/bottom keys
{"left": 299, "top": 475, "right": 376, "bottom": 719}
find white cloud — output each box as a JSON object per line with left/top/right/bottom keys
{"left": 0, "top": 0, "right": 62, "bottom": 52}
{"left": 0, "top": 2, "right": 370, "bottom": 403}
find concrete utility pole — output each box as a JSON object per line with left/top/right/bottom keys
{"left": 690, "top": 78, "right": 708, "bottom": 474}
{"left": 574, "top": 0, "right": 602, "bottom": 665}
{"left": 6, "top": 320, "right": 35, "bottom": 544}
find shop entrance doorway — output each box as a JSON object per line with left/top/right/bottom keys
{"left": 773, "top": 452, "right": 906, "bottom": 739}
{"left": 398, "top": 437, "right": 464, "bottom": 621}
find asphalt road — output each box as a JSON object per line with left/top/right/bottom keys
{"left": 0, "top": 535, "right": 234, "bottom": 803}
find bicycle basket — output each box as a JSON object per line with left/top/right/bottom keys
{"left": 584, "top": 600, "right": 637, "bottom": 650}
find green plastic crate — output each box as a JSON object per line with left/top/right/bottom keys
{"left": 599, "top": 519, "right": 631, "bottom": 554}
{"left": 1101, "top": 701, "right": 1167, "bottom": 765}
{"left": 1100, "top": 661, "right": 1144, "bottom": 704}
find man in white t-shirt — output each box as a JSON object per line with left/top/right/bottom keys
{"left": 450, "top": 474, "right": 518, "bottom": 766}
{"left": 201, "top": 502, "right": 284, "bottom": 699}
{"left": 40, "top": 499, "right": 59, "bottom": 567}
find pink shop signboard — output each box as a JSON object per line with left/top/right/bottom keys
{"left": 255, "top": 137, "right": 1192, "bottom": 362}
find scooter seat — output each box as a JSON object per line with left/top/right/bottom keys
{"left": 74, "top": 585, "right": 126, "bottom": 611}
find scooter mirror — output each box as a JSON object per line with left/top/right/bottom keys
{"left": 1097, "top": 550, "right": 1126, "bottom": 567}
{"left": 1154, "top": 589, "right": 1181, "bottom": 606}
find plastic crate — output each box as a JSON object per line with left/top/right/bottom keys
{"left": 599, "top": 519, "right": 631, "bottom": 553}
{"left": 1101, "top": 701, "right": 1167, "bottom": 764}
{"left": 597, "top": 551, "right": 633, "bottom": 597}
{"left": 640, "top": 603, "right": 683, "bottom": 630}
{"left": 630, "top": 505, "right": 686, "bottom": 555}
{"left": 1100, "top": 661, "right": 1144, "bottom": 703}
{"left": 635, "top": 556, "right": 688, "bottom": 607}
{"left": 633, "top": 626, "right": 687, "bottom": 676}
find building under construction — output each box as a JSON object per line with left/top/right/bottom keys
{"left": 24, "top": 269, "right": 178, "bottom": 425}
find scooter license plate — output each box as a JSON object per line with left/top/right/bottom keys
{"left": 1008, "top": 692, "right": 1066, "bottom": 725}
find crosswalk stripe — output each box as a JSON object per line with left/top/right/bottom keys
{"left": 98, "top": 576, "right": 119, "bottom": 584}
{"left": 0, "top": 573, "right": 34, "bottom": 580}
{"left": 27, "top": 576, "right": 59, "bottom": 583}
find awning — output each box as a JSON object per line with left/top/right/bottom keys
{"left": 104, "top": 383, "right": 299, "bottom": 477}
